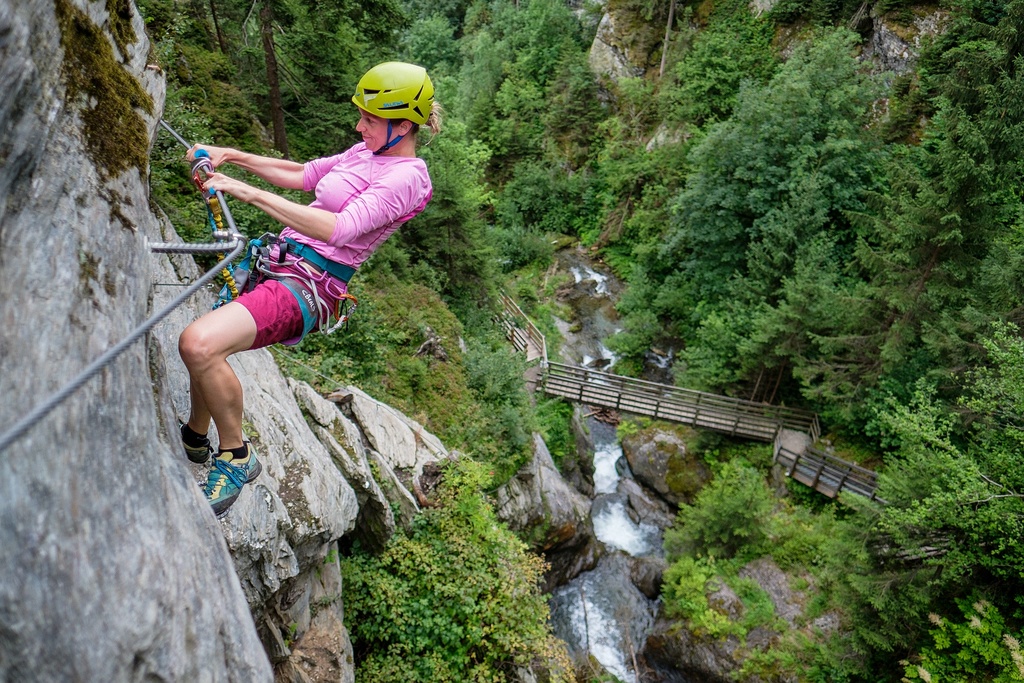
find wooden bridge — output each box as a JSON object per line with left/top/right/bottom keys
{"left": 498, "top": 293, "right": 882, "bottom": 502}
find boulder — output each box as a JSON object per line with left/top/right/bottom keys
{"left": 643, "top": 619, "right": 745, "bottom": 683}
{"left": 630, "top": 556, "right": 669, "bottom": 600}
{"left": 621, "top": 426, "right": 711, "bottom": 506}
{"left": 329, "top": 385, "right": 446, "bottom": 530}
{"left": 644, "top": 558, "right": 841, "bottom": 681}
{"left": 586, "top": 0, "right": 664, "bottom": 85}
{"left": 618, "top": 477, "right": 676, "bottom": 530}
{"left": 494, "top": 432, "right": 598, "bottom": 588}
{"left": 739, "top": 557, "right": 803, "bottom": 627}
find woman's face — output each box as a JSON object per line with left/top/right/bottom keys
{"left": 356, "top": 110, "right": 410, "bottom": 153}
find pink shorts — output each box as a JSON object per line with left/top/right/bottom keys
{"left": 236, "top": 260, "right": 350, "bottom": 349}
{"left": 236, "top": 279, "right": 305, "bottom": 349}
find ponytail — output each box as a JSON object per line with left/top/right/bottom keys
{"left": 424, "top": 102, "right": 443, "bottom": 136}
{"left": 412, "top": 102, "right": 443, "bottom": 145}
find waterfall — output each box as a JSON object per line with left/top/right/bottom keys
{"left": 550, "top": 419, "right": 663, "bottom": 682}
{"left": 547, "top": 251, "right": 673, "bottom": 682}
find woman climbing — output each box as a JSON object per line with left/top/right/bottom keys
{"left": 178, "top": 61, "right": 441, "bottom": 516}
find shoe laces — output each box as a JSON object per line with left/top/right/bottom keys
{"left": 207, "top": 457, "right": 247, "bottom": 492}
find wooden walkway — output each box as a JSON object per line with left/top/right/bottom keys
{"left": 774, "top": 435, "right": 882, "bottom": 502}
{"left": 498, "top": 293, "right": 881, "bottom": 502}
{"left": 541, "top": 362, "right": 819, "bottom": 442}
{"left": 498, "top": 293, "right": 547, "bottom": 364}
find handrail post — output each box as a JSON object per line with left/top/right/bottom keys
{"left": 810, "top": 459, "right": 826, "bottom": 489}
{"left": 836, "top": 466, "right": 851, "bottom": 496}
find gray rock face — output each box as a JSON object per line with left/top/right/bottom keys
{"left": 331, "top": 385, "right": 445, "bottom": 530}
{"left": 618, "top": 477, "right": 676, "bottom": 530}
{"left": 863, "top": 9, "right": 949, "bottom": 76}
{"left": 0, "top": 1, "right": 448, "bottom": 679}
{"left": 561, "top": 405, "right": 596, "bottom": 497}
{"left": 0, "top": 0, "right": 271, "bottom": 680}
{"left": 294, "top": 382, "right": 396, "bottom": 554}
{"left": 588, "top": 11, "right": 646, "bottom": 82}
{"left": 495, "top": 433, "right": 597, "bottom": 588}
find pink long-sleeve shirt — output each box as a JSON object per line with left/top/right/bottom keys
{"left": 277, "top": 142, "right": 432, "bottom": 270}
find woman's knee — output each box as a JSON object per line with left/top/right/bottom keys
{"left": 178, "top": 321, "right": 222, "bottom": 370}
{"left": 179, "top": 304, "right": 257, "bottom": 369}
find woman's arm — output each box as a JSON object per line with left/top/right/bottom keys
{"left": 189, "top": 145, "right": 306, "bottom": 191}
{"left": 202, "top": 172, "right": 335, "bottom": 241}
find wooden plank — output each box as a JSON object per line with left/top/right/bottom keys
{"left": 543, "top": 361, "right": 818, "bottom": 428}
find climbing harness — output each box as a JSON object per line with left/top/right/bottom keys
{"left": 245, "top": 233, "right": 359, "bottom": 341}
{"left": 159, "top": 120, "right": 358, "bottom": 341}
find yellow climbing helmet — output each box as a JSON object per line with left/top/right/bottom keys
{"left": 352, "top": 62, "right": 434, "bottom": 126}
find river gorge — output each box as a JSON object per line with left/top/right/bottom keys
{"left": 537, "top": 248, "right": 682, "bottom": 682}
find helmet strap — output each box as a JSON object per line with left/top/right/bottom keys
{"left": 373, "top": 120, "right": 407, "bottom": 156}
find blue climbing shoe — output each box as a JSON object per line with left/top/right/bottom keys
{"left": 203, "top": 443, "right": 262, "bottom": 517}
{"left": 179, "top": 419, "right": 212, "bottom": 464}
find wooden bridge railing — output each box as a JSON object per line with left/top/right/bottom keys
{"left": 540, "top": 362, "right": 820, "bottom": 443}
{"left": 498, "top": 292, "right": 547, "bottom": 365}
{"left": 498, "top": 292, "right": 879, "bottom": 501}
{"left": 773, "top": 438, "right": 883, "bottom": 502}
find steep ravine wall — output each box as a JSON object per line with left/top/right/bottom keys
{"left": 0, "top": 1, "right": 449, "bottom": 680}
{"left": 0, "top": 0, "right": 274, "bottom": 679}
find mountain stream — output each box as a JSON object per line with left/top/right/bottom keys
{"left": 543, "top": 248, "right": 677, "bottom": 682}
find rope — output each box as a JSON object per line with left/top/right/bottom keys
{"left": 268, "top": 345, "right": 345, "bottom": 391}
{"left": 0, "top": 119, "right": 247, "bottom": 453}
{"left": 0, "top": 239, "right": 245, "bottom": 453}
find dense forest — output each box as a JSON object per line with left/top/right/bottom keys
{"left": 141, "top": 0, "right": 1024, "bottom": 677}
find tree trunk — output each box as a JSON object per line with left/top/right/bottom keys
{"left": 259, "top": 1, "right": 289, "bottom": 158}
{"left": 209, "top": 0, "right": 227, "bottom": 53}
{"left": 187, "top": 0, "right": 215, "bottom": 50}
{"left": 659, "top": 0, "right": 677, "bottom": 79}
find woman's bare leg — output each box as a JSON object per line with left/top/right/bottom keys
{"left": 178, "top": 301, "right": 258, "bottom": 451}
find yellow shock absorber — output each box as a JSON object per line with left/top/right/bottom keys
{"left": 207, "top": 193, "right": 239, "bottom": 300}
{"left": 221, "top": 265, "right": 239, "bottom": 300}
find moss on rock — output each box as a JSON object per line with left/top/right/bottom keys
{"left": 622, "top": 422, "right": 712, "bottom": 506}
{"left": 55, "top": 0, "right": 153, "bottom": 180}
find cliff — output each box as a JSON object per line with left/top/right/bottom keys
{"left": 0, "top": 1, "right": 446, "bottom": 679}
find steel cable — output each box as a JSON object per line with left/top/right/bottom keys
{"left": 0, "top": 239, "right": 245, "bottom": 453}
{"left": 0, "top": 119, "right": 247, "bottom": 452}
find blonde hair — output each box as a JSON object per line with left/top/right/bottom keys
{"left": 413, "top": 102, "right": 443, "bottom": 142}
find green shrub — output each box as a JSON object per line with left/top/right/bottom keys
{"left": 661, "top": 556, "right": 735, "bottom": 637}
{"left": 664, "top": 460, "right": 774, "bottom": 561}
{"left": 535, "top": 397, "right": 574, "bottom": 471}
{"left": 766, "top": 503, "right": 837, "bottom": 571}
{"left": 902, "top": 599, "right": 1024, "bottom": 683}
{"left": 341, "top": 459, "right": 574, "bottom": 682}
